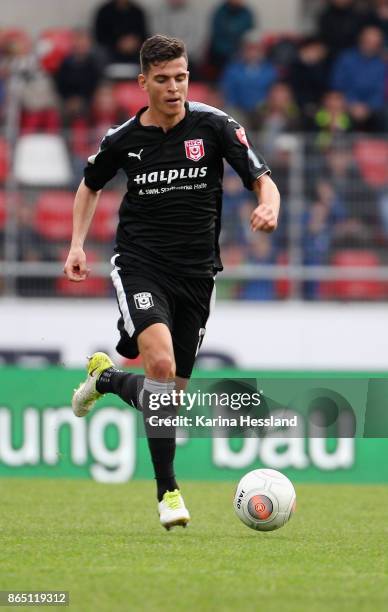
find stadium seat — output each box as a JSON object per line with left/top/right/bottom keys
{"left": 1, "top": 29, "right": 31, "bottom": 52}
{"left": 275, "top": 252, "right": 291, "bottom": 299}
{"left": 322, "top": 250, "right": 386, "bottom": 300}
{"left": 55, "top": 274, "right": 110, "bottom": 297}
{"left": 0, "top": 138, "right": 9, "bottom": 184}
{"left": 353, "top": 139, "right": 388, "bottom": 188}
{"left": 34, "top": 190, "right": 73, "bottom": 240}
{"left": 91, "top": 191, "right": 121, "bottom": 241}
{"left": 55, "top": 250, "right": 110, "bottom": 297}
{"left": 0, "top": 191, "right": 5, "bottom": 231}
{"left": 13, "top": 134, "right": 73, "bottom": 187}
{"left": 187, "top": 82, "right": 212, "bottom": 103}
{"left": 37, "top": 29, "right": 75, "bottom": 73}
{"left": 113, "top": 82, "right": 148, "bottom": 115}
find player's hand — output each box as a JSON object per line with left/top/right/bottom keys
{"left": 250, "top": 204, "right": 278, "bottom": 233}
{"left": 63, "top": 247, "right": 89, "bottom": 282}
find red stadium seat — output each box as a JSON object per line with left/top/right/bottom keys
{"left": 35, "top": 190, "right": 73, "bottom": 240}
{"left": 322, "top": 250, "right": 386, "bottom": 300}
{"left": 38, "top": 29, "right": 75, "bottom": 73}
{"left": 0, "top": 138, "right": 9, "bottom": 184}
{"left": 91, "top": 191, "right": 120, "bottom": 241}
{"left": 113, "top": 82, "right": 148, "bottom": 115}
{"left": 187, "top": 82, "right": 212, "bottom": 104}
{"left": 55, "top": 274, "right": 110, "bottom": 297}
{"left": 353, "top": 139, "right": 388, "bottom": 188}
{"left": 274, "top": 252, "right": 291, "bottom": 299}
{"left": 1, "top": 29, "right": 32, "bottom": 53}
{"left": 55, "top": 250, "right": 110, "bottom": 297}
{"left": 0, "top": 191, "right": 6, "bottom": 230}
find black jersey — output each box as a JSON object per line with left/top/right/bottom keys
{"left": 84, "top": 101, "right": 270, "bottom": 277}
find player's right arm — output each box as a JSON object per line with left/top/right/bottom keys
{"left": 64, "top": 181, "right": 101, "bottom": 282}
{"left": 64, "top": 130, "right": 121, "bottom": 281}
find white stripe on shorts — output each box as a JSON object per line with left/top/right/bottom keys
{"left": 110, "top": 255, "right": 135, "bottom": 338}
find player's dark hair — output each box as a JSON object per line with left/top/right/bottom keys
{"left": 140, "top": 35, "right": 188, "bottom": 73}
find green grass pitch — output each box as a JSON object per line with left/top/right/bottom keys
{"left": 1, "top": 480, "right": 387, "bottom": 612}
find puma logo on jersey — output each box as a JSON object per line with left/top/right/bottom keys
{"left": 128, "top": 149, "right": 143, "bottom": 160}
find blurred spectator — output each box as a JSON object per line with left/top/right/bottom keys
{"left": 208, "top": 0, "right": 255, "bottom": 75}
{"left": 303, "top": 179, "right": 348, "bottom": 298}
{"left": 323, "top": 144, "right": 378, "bottom": 244}
{"left": 91, "top": 83, "right": 127, "bottom": 138}
{"left": 19, "top": 68, "right": 61, "bottom": 134}
{"left": 220, "top": 31, "right": 277, "bottom": 126}
{"left": 317, "top": 0, "right": 362, "bottom": 60}
{"left": 385, "top": 64, "right": 388, "bottom": 130}
{"left": 0, "top": 30, "right": 60, "bottom": 133}
{"left": 303, "top": 200, "right": 332, "bottom": 299}
{"left": 254, "top": 82, "right": 301, "bottom": 153}
{"left": 239, "top": 235, "right": 276, "bottom": 300}
{"left": 16, "top": 200, "right": 55, "bottom": 296}
{"left": 331, "top": 26, "right": 386, "bottom": 131}
{"left": 93, "top": 0, "right": 147, "bottom": 64}
{"left": 265, "top": 35, "right": 299, "bottom": 73}
{"left": 308, "top": 90, "right": 352, "bottom": 148}
{"left": 288, "top": 37, "right": 330, "bottom": 121}
{"left": 69, "top": 83, "right": 126, "bottom": 181}
{"left": 221, "top": 167, "right": 253, "bottom": 244}
{"left": 55, "top": 30, "right": 102, "bottom": 124}
{"left": 364, "top": 0, "right": 388, "bottom": 46}
{"left": 149, "top": 0, "right": 206, "bottom": 80}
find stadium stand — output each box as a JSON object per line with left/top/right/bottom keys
{"left": 1, "top": 1, "right": 388, "bottom": 300}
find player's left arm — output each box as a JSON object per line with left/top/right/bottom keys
{"left": 251, "top": 173, "right": 280, "bottom": 233}
{"left": 219, "top": 116, "right": 280, "bottom": 233}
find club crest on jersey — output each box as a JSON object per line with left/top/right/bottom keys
{"left": 235, "top": 127, "right": 249, "bottom": 148}
{"left": 134, "top": 292, "right": 154, "bottom": 310}
{"left": 185, "top": 139, "right": 205, "bottom": 162}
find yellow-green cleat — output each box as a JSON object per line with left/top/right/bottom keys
{"left": 72, "top": 352, "right": 114, "bottom": 417}
{"left": 158, "top": 489, "right": 190, "bottom": 530}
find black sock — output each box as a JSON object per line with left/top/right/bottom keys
{"left": 96, "top": 368, "right": 144, "bottom": 410}
{"left": 141, "top": 380, "right": 178, "bottom": 501}
{"left": 148, "top": 439, "right": 178, "bottom": 502}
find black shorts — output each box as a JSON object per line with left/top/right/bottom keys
{"left": 111, "top": 258, "right": 215, "bottom": 379}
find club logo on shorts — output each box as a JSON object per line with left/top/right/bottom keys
{"left": 184, "top": 139, "right": 205, "bottom": 162}
{"left": 235, "top": 127, "right": 249, "bottom": 148}
{"left": 134, "top": 292, "right": 154, "bottom": 310}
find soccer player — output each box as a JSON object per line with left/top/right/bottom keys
{"left": 64, "top": 35, "right": 280, "bottom": 530}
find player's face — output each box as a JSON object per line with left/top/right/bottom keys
{"left": 139, "top": 57, "right": 189, "bottom": 118}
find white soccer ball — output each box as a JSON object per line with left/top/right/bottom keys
{"left": 233, "top": 469, "right": 296, "bottom": 531}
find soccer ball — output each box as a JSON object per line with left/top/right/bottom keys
{"left": 233, "top": 469, "right": 296, "bottom": 531}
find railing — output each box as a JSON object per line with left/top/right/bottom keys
{"left": 1, "top": 128, "right": 388, "bottom": 300}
